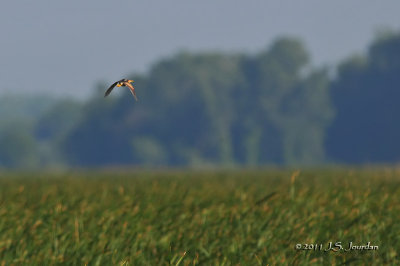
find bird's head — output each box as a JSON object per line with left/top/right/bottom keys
{"left": 128, "top": 79, "right": 134, "bottom": 83}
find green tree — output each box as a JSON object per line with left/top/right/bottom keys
{"left": 60, "top": 37, "right": 334, "bottom": 167}
{"left": 326, "top": 31, "right": 400, "bottom": 163}
{"left": 239, "top": 38, "right": 333, "bottom": 165}
{"left": 0, "top": 124, "right": 39, "bottom": 168}
{"left": 144, "top": 53, "right": 245, "bottom": 166}
{"left": 35, "top": 99, "right": 82, "bottom": 141}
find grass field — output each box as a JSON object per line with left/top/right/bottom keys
{"left": 0, "top": 168, "right": 399, "bottom": 265}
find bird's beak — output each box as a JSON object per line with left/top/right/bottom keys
{"left": 129, "top": 80, "right": 134, "bottom": 83}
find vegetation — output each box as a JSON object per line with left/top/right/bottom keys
{"left": 60, "top": 38, "right": 334, "bottom": 167}
{"left": 0, "top": 169, "right": 398, "bottom": 265}
{"left": 326, "top": 30, "right": 400, "bottom": 163}
{"left": 1, "top": 31, "right": 400, "bottom": 168}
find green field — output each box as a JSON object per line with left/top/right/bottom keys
{"left": 0, "top": 169, "right": 399, "bottom": 265}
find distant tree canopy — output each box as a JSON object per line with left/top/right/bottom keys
{"left": 61, "top": 37, "right": 333, "bottom": 167}
{"left": 1, "top": 32, "right": 400, "bottom": 168}
{"left": 0, "top": 123, "right": 38, "bottom": 168}
{"left": 326, "top": 31, "right": 400, "bottom": 163}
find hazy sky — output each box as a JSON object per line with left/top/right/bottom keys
{"left": 1, "top": 1, "right": 400, "bottom": 98}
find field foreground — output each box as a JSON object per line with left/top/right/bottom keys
{"left": 0, "top": 169, "right": 399, "bottom": 265}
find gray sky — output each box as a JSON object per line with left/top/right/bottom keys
{"left": 1, "top": 1, "right": 400, "bottom": 98}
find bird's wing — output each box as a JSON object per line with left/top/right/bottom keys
{"left": 104, "top": 81, "right": 119, "bottom": 97}
{"left": 125, "top": 82, "right": 138, "bottom": 101}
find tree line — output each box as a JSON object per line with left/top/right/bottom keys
{"left": 1, "top": 31, "right": 400, "bottom": 168}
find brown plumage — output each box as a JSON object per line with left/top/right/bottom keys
{"left": 104, "top": 79, "right": 137, "bottom": 101}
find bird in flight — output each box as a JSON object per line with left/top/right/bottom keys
{"left": 104, "top": 79, "right": 138, "bottom": 101}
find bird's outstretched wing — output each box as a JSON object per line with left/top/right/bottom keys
{"left": 104, "top": 81, "right": 119, "bottom": 97}
{"left": 125, "top": 82, "right": 138, "bottom": 101}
